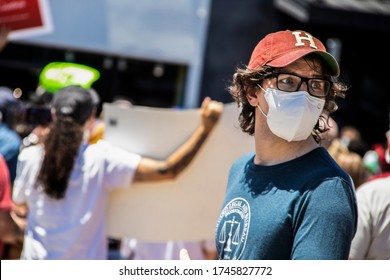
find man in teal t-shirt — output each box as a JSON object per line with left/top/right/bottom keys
{"left": 215, "top": 30, "right": 357, "bottom": 260}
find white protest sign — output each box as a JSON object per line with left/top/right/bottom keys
{"left": 104, "top": 102, "right": 253, "bottom": 241}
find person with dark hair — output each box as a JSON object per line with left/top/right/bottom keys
{"left": 213, "top": 30, "right": 357, "bottom": 260}
{"left": 21, "top": 61, "right": 101, "bottom": 149}
{"left": 12, "top": 85, "right": 223, "bottom": 259}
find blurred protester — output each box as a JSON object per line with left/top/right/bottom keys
{"left": 0, "top": 154, "right": 23, "bottom": 259}
{"left": 328, "top": 139, "right": 370, "bottom": 188}
{"left": 363, "top": 129, "right": 390, "bottom": 179}
{"left": 21, "top": 62, "right": 101, "bottom": 149}
{"left": 0, "top": 25, "right": 24, "bottom": 260}
{"left": 12, "top": 86, "right": 223, "bottom": 259}
{"left": 339, "top": 125, "right": 368, "bottom": 157}
{"left": 349, "top": 175, "right": 390, "bottom": 260}
{"left": 0, "top": 87, "right": 23, "bottom": 183}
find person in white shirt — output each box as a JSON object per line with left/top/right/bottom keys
{"left": 13, "top": 85, "right": 223, "bottom": 259}
{"left": 349, "top": 176, "right": 390, "bottom": 260}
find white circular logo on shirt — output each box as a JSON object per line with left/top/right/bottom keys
{"left": 215, "top": 197, "right": 250, "bottom": 260}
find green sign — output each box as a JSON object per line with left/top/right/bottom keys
{"left": 39, "top": 62, "right": 100, "bottom": 94}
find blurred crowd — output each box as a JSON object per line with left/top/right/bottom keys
{"left": 323, "top": 117, "right": 390, "bottom": 260}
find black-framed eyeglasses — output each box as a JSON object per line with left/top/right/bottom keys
{"left": 264, "top": 73, "right": 332, "bottom": 98}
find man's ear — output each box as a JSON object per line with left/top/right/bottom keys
{"left": 246, "top": 87, "right": 259, "bottom": 107}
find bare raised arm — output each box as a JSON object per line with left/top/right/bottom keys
{"left": 133, "top": 97, "right": 223, "bottom": 182}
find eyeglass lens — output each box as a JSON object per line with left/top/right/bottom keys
{"left": 276, "top": 73, "right": 330, "bottom": 97}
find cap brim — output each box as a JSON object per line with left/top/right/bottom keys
{"left": 267, "top": 49, "right": 340, "bottom": 77}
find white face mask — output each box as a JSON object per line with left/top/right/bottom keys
{"left": 257, "top": 87, "right": 325, "bottom": 142}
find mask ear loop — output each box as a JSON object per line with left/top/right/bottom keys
{"left": 256, "top": 84, "right": 268, "bottom": 117}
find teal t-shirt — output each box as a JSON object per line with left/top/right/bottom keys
{"left": 215, "top": 147, "right": 357, "bottom": 260}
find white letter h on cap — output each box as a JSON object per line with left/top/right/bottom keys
{"left": 292, "top": 31, "right": 317, "bottom": 49}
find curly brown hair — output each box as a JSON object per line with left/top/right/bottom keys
{"left": 228, "top": 53, "right": 349, "bottom": 143}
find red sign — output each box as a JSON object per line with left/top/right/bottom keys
{"left": 0, "top": 0, "right": 44, "bottom": 31}
{"left": 0, "top": 0, "right": 52, "bottom": 39}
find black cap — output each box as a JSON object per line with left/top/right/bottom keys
{"left": 88, "top": 88, "right": 100, "bottom": 107}
{"left": 52, "top": 86, "right": 94, "bottom": 124}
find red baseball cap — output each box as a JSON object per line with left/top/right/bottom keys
{"left": 248, "top": 30, "right": 340, "bottom": 76}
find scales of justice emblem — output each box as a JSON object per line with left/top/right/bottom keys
{"left": 219, "top": 216, "right": 240, "bottom": 252}
{"left": 216, "top": 198, "right": 250, "bottom": 259}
